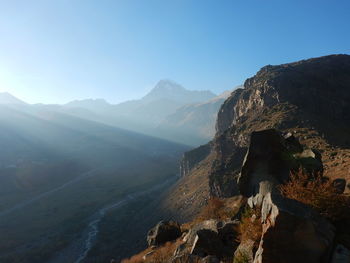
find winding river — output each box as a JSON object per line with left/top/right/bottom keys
{"left": 48, "top": 176, "right": 176, "bottom": 263}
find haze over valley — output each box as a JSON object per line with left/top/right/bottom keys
{"left": 0, "top": 1, "right": 349, "bottom": 263}
{"left": 0, "top": 79, "right": 231, "bottom": 262}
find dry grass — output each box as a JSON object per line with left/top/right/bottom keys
{"left": 237, "top": 206, "right": 262, "bottom": 245}
{"left": 198, "top": 197, "right": 239, "bottom": 221}
{"left": 120, "top": 246, "right": 152, "bottom": 263}
{"left": 121, "top": 240, "right": 183, "bottom": 263}
{"left": 279, "top": 169, "right": 350, "bottom": 222}
{"left": 121, "top": 253, "right": 144, "bottom": 263}
{"left": 197, "top": 197, "right": 225, "bottom": 220}
{"left": 233, "top": 251, "right": 250, "bottom": 263}
{"left": 171, "top": 254, "right": 202, "bottom": 263}
{"left": 181, "top": 197, "right": 238, "bottom": 232}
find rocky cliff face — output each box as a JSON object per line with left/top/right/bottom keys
{"left": 170, "top": 54, "right": 350, "bottom": 218}
{"left": 128, "top": 129, "right": 349, "bottom": 263}
{"left": 180, "top": 143, "right": 212, "bottom": 177}
{"left": 123, "top": 54, "right": 350, "bottom": 263}
{"left": 211, "top": 54, "right": 350, "bottom": 197}
{"left": 217, "top": 54, "right": 350, "bottom": 134}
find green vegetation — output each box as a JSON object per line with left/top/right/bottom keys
{"left": 233, "top": 251, "right": 250, "bottom": 263}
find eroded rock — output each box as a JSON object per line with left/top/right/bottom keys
{"left": 238, "top": 129, "right": 335, "bottom": 263}
{"left": 182, "top": 219, "right": 240, "bottom": 259}
{"left": 147, "top": 220, "right": 181, "bottom": 247}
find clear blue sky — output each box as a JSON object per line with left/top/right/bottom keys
{"left": 0, "top": 0, "right": 349, "bottom": 104}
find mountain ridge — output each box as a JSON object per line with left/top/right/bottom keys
{"left": 164, "top": 53, "right": 350, "bottom": 218}
{"left": 120, "top": 54, "right": 350, "bottom": 263}
{"left": 0, "top": 92, "right": 27, "bottom": 105}
{"left": 0, "top": 80, "right": 223, "bottom": 146}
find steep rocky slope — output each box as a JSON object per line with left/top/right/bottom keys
{"left": 119, "top": 54, "right": 350, "bottom": 263}
{"left": 133, "top": 126, "right": 350, "bottom": 263}
{"left": 166, "top": 54, "right": 350, "bottom": 220}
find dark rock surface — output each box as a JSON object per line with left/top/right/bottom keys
{"left": 217, "top": 54, "right": 350, "bottom": 133}
{"left": 180, "top": 143, "right": 212, "bottom": 177}
{"left": 238, "top": 130, "right": 335, "bottom": 263}
{"left": 161, "top": 55, "right": 350, "bottom": 262}
{"left": 180, "top": 54, "right": 350, "bottom": 199}
{"left": 147, "top": 221, "right": 182, "bottom": 247}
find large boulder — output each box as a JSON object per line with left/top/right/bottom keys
{"left": 238, "top": 129, "right": 336, "bottom": 263}
{"left": 179, "top": 219, "right": 239, "bottom": 259}
{"left": 190, "top": 229, "right": 225, "bottom": 257}
{"left": 238, "top": 129, "right": 292, "bottom": 197}
{"left": 208, "top": 54, "right": 350, "bottom": 198}
{"left": 253, "top": 207, "right": 335, "bottom": 263}
{"left": 147, "top": 221, "right": 181, "bottom": 246}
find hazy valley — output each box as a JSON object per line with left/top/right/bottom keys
{"left": 0, "top": 80, "right": 230, "bottom": 262}
{"left": 0, "top": 2, "right": 349, "bottom": 262}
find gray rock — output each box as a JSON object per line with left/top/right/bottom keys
{"left": 147, "top": 220, "right": 182, "bottom": 247}
{"left": 190, "top": 229, "right": 224, "bottom": 257}
{"left": 183, "top": 220, "right": 218, "bottom": 245}
{"left": 182, "top": 219, "right": 239, "bottom": 259}
{"left": 238, "top": 130, "right": 335, "bottom": 263}
{"left": 238, "top": 129, "right": 292, "bottom": 197}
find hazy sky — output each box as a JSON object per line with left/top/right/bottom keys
{"left": 0, "top": 0, "right": 349, "bottom": 104}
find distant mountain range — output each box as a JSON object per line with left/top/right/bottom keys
{"left": 1, "top": 80, "right": 236, "bottom": 146}
{"left": 0, "top": 92, "right": 26, "bottom": 105}
{"left": 141, "top": 79, "right": 216, "bottom": 104}
{"left": 0, "top": 78, "right": 230, "bottom": 262}
{"left": 155, "top": 90, "right": 234, "bottom": 145}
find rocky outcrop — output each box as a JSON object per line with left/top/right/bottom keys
{"left": 186, "top": 220, "right": 240, "bottom": 258}
{"left": 216, "top": 54, "right": 350, "bottom": 134}
{"left": 147, "top": 221, "right": 181, "bottom": 246}
{"left": 180, "top": 143, "right": 212, "bottom": 177}
{"left": 209, "top": 54, "right": 350, "bottom": 197}
{"left": 153, "top": 54, "right": 350, "bottom": 263}
{"left": 238, "top": 129, "right": 336, "bottom": 263}
{"left": 254, "top": 208, "right": 335, "bottom": 263}
{"left": 131, "top": 125, "right": 349, "bottom": 263}
{"left": 216, "top": 88, "right": 244, "bottom": 135}
{"left": 172, "top": 219, "right": 240, "bottom": 260}
{"left": 172, "top": 54, "right": 350, "bottom": 222}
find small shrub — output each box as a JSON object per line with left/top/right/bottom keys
{"left": 234, "top": 251, "right": 250, "bottom": 263}
{"left": 198, "top": 197, "right": 225, "bottom": 220}
{"left": 182, "top": 197, "right": 230, "bottom": 230}
{"left": 238, "top": 206, "right": 262, "bottom": 245}
{"left": 279, "top": 169, "right": 350, "bottom": 222}
{"left": 122, "top": 240, "right": 183, "bottom": 263}
{"left": 150, "top": 241, "right": 177, "bottom": 263}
